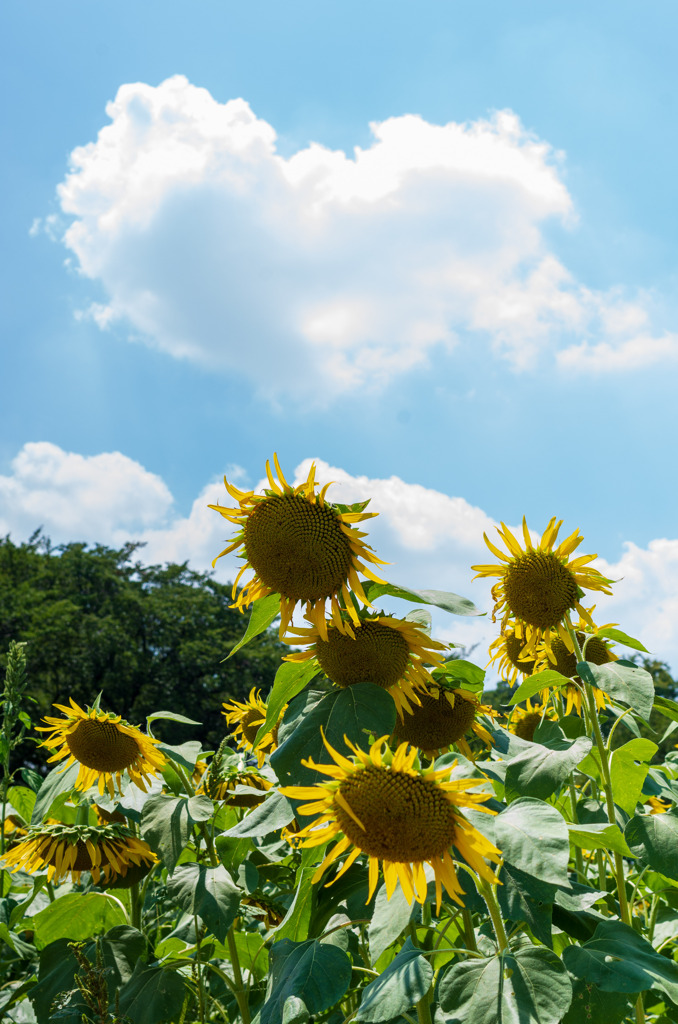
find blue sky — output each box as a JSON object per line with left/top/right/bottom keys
{"left": 2, "top": 0, "right": 678, "bottom": 670}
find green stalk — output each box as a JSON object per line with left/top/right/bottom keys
{"left": 476, "top": 877, "right": 509, "bottom": 953}
{"left": 194, "top": 914, "right": 206, "bottom": 1024}
{"left": 461, "top": 907, "right": 478, "bottom": 952}
{"left": 227, "top": 924, "right": 251, "bottom": 1024}
{"left": 130, "top": 881, "right": 142, "bottom": 931}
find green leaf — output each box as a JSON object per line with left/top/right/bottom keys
{"left": 186, "top": 794, "right": 215, "bottom": 821}
{"left": 653, "top": 695, "right": 678, "bottom": 723}
{"left": 282, "top": 996, "right": 309, "bottom": 1024}
{"left": 625, "top": 811, "right": 678, "bottom": 881}
{"left": 491, "top": 797, "right": 571, "bottom": 887}
{"left": 6, "top": 785, "right": 36, "bottom": 823}
{"left": 439, "top": 946, "right": 572, "bottom": 1024}
{"left": 609, "top": 737, "right": 658, "bottom": 816}
{"left": 215, "top": 835, "right": 253, "bottom": 872}
{"left": 368, "top": 882, "right": 418, "bottom": 964}
{"left": 117, "top": 961, "right": 189, "bottom": 1024}
{"left": 254, "top": 659, "right": 321, "bottom": 749}
{"left": 563, "top": 920, "right": 678, "bottom": 1001}
{"left": 275, "top": 846, "right": 324, "bottom": 943}
{"left": 496, "top": 862, "right": 555, "bottom": 947}
{"left": 363, "top": 580, "right": 481, "bottom": 616}
{"left": 579, "top": 661, "right": 655, "bottom": 720}
{"left": 271, "top": 683, "right": 396, "bottom": 788}
{"left": 567, "top": 822, "right": 634, "bottom": 856}
{"left": 166, "top": 862, "right": 241, "bottom": 942}
{"left": 32, "top": 891, "right": 127, "bottom": 944}
{"left": 596, "top": 627, "right": 649, "bottom": 653}
{"left": 222, "top": 789, "right": 295, "bottom": 839}
{"left": 561, "top": 977, "right": 631, "bottom": 1024}
{"left": 157, "top": 739, "right": 202, "bottom": 771}
{"left": 260, "top": 938, "right": 353, "bottom": 1024}
{"left": 504, "top": 735, "right": 592, "bottom": 802}
{"left": 146, "top": 710, "right": 202, "bottom": 729}
{"left": 433, "top": 659, "right": 485, "bottom": 692}
{"left": 357, "top": 937, "right": 433, "bottom": 1022}
{"left": 140, "top": 793, "right": 195, "bottom": 873}
{"left": 509, "top": 669, "right": 572, "bottom": 705}
{"left": 30, "top": 760, "right": 80, "bottom": 825}
{"left": 228, "top": 592, "right": 281, "bottom": 658}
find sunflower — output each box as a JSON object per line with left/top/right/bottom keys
{"left": 209, "top": 454, "right": 388, "bottom": 639}
{"left": 394, "top": 684, "right": 497, "bottom": 759}
{"left": 646, "top": 796, "right": 671, "bottom": 814}
{"left": 222, "top": 689, "right": 283, "bottom": 768}
{"left": 1, "top": 822, "right": 157, "bottom": 885}
{"left": 36, "top": 699, "right": 166, "bottom": 799}
{"left": 194, "top": 758, "right": 272, "bottom": 806}
{"left": 508, "top": 698, "right": 556, "bottom": 743}
{"left": 472, "top": 518, "right": 613, "bottom": 658}
{"left": 280, "top": 735, "right": 501, "bottom": 912}
{"left": 488, "top": 625, "right": 536, "bottom": 686}
{"left": 533, "top": 614, "right": 615, "bottom": 715}
{"left": 283, "top": 614, "right": 448, "bottom": 718}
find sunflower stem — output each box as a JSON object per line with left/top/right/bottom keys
{"left": 476, "top": 877, "right": 509, "bottom": 953}
{"left": 130, "top": 881, "right": 142, "bottom": 931}
{"left": 565, "top": 619, "right": 631, "bottom": 926}
{"left": 227, "top": 923, "right": 251, "bottom": 1024}
{"left": 461, "top": 907, "right": 478, "bottom": 952}
{"left": 567, "top": 775, "right": 585, "bottom": 882}
{"left": 194, "top": 914, "right": 206, "bottom": 1024}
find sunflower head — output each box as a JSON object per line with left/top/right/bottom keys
{"left": 508, "top": 698, "right": 555, "bottom": 743}
{"left": 394, "top": 683, "right": 496, "bottom": 759}
{"left": 1, "top": 821, "right": 157, "bottom": 885}
{"left": 280, "top": 734, "right": 500, "bottom": 912}
{"left": 488, "top": 625, "right": 536, "bottom": 686}
{"left": 472, "top": 517, "right": 613, "bottom": 658}
{"left": 209, "top": 454, "right": 388, "bottom": 639}
{"left": 36, "top": 699, "right": 166, "bottom": 799}
{"left": 194, "top": 757, "right": 272, "bottom": 806}
{"left": 284, "top": 613, "right": 447, "bottom": 719}
{"left": 222, "top": 688, "right": 284, "bottom": 768}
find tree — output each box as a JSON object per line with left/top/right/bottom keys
{"left": 0, "top": 532, "right": 285, "bottom": 769}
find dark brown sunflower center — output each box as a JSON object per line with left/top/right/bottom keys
{"left": 395, "top": 690, "right": 477, "bottom": 751}
{"left": 67, "top": 719, "right": 140, "bottom": 773}
{"left": 315, "top": 621, "right": 411, "bottom": 689}
{"left": 551, "top": 632, "right": 611, "bottom": 678}
{"left": 504, "top": 551, "right": 579, "bottom": 629}
{"left": 239, "top": 708, "right": 265, "bottom": 746}
{"left": 513, "top": 712, "right": 542, "bottom": 742}
{"left": 243, "top": 493, "right": 352, "bottom": 602}
{"left": 334, "top": 765, "right": 457, "bottom": 861}
{"left": 504, "top": 632, "right": 535, "bottom": 676}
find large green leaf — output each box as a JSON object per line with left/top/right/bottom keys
{"left": 504, "top": 735, "right": 591, "bottom": 802}
{"left": 432, "top": 659, "right": 485, "bottom": 691}
{"left": 561, "top": 978, "right": 631, "bottom": 1024}
{"left": 228, "top": 592, "right": 281, "bottom": 657}
{"left": 496, "top": 862, "right": 555, "bottom": 947}
{"left": 491, "top": 797, "right": 571, "bottom": 886}
{"left": 30, "top": 760, "right": 80, "bottom": 825}
{"left": 222, "top": 790, "right": 295, "bottom": 839}
{"left": 653, "top": 695, "right": 678, "bottom": 723}
{"left": 563, "top": 920, "right": 678, "bottom": 1001}
{"left": 625, "top": 811, "right": 678, "bottom": 881}
{"left": 369, "top": 883, "right": 418, "bottom": 964}
{"left": 6, "top": 785, "right": 36, "bottom": 823}
{"left": 357, "top": 937, "right": 433, "bottom": 1022}
{"left": 271, "top": 683, "right": 396, "bottom": 788}
{"left": 140, "top": 793, "right": 201, "bottom": 872}
{"left": 117, "top": 961, "right": 189, "bottom": 1024}
{"left": 31, "top": 891, "right": 127, "bottom": 944}
{"left": 363, "top": 580, "right": 480, "bottom": 616}
{"left": 567, "top": 822, "right": 634, "bottom": 856}
{"left": 609, "top": 737, "right": 657, "bottom": 816}
{"left": 275, "top": 846, "right": 325, "bottom": 943}
{"left": 578, "top": 661, "right": 655, "bottom": 720}
{"left": 260, "top": 938, "right": 353, "bottom": 1024}
{"left": 167, "top": 863, "right": 241, "bottom": 942}
{"left": 509, "top": 669, "right": 572, "bottom": 705}
{"left": 595, "top": 627, "right": 648, "bottom": 653}
{"left": 254, "top": 659, "right": 321, "bottom": 748}
{"left": 439, "top": 946, "right": 572, "bottom": 1024}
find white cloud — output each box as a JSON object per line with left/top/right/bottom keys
{"left": 557, "top": 331, "right": 678, "bottom": 372}
{"left": 3, "top": 443, "right": 675, "bottom": 673}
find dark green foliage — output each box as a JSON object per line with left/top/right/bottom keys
{"left": 0, "top": 533, "right": 285, "bottom": 766}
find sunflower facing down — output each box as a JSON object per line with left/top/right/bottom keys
{"left": 283, "top": 614, "right": 448, "bottom": 719}
{"left": 280, "top": 735, "right": 501, "bottom": 912}
{"left": 194, "top": 758, "right": 272, "bottom": 806}
{"left": 1, "top": 822, "right": 157, "bottom": 885}
{"left": 488, "top": 625, "right": 536, "bottom": 686}
{"left": 36, "top": 699, "right": 166, "bottom": 799}
{"left": 394, "top": 684, "right": 497, "bottom": 759}
{"left": 533, "top": 615, "right": 615, "bottom": 715}
{"left": 209, "top": 454, "right": 388, "bottom": 639}
{"left": 472, "top": 517, "right": 613, "bottom": 659}
{"left": 222, "top": 689, "right": 284, "bottom": 768}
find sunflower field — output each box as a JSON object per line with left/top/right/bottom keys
{"left": 2, "top": 456, "right": 678, "bottom": 1024}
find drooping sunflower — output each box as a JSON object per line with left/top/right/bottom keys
{"left": 280, "top": 735, "right": 501, "bottom": 912}
{"left": 1, "top": 822, "right": 157, "bottom": 885}
{"left": 508, "top": 698, "right": 556, "bottom": 743}
{"left": 394, "top": 684, "right": 497, "bottom": 759}
{"left": 472, "top": 518, "right": 613, "bottom": 658}
{"left": 488, "top": 624, "right": 536, "bottom": 686}
{"left": 36, "top": 699, "right": 166, "bottom": 799}
{"left": 283, "top": 614, "right": 448, "bottom": 718}
{"left": 534, "top": 614, "right": 615, "bottom": 716}
{"left": 209, "top": 454, "right": 388, "bottom": 639}
{"left": 194, "top": 758, "right": 272, "bottom": 806}
{"left": 222, "top": 688, "right": 284, "bottom": 768}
